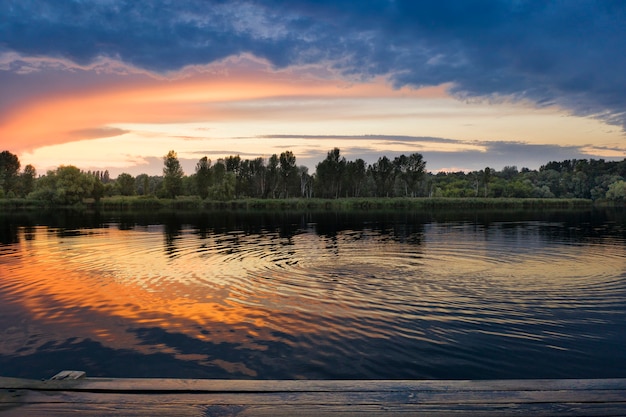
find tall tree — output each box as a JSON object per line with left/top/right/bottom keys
{"left": 92, "top": 177, "right": 105, "bottom": 203}
{"left": 345, "top": 158, "right": 367, "bottom": 197}
{"left": 250, "top": 157, "right": 266, "bottom": 197}
{"left": 135, "top": 174, "right": 151, "bottom": 195}
{"left": 225, "top": 155, "right": 241, "bottom": 174}
{"left": 315, "top": 148, "right": 346, "bottom": 198}
{"left": 195, "top": 156, "right": 212, "bottom": 199}
{"left": 369, "top": 156, "right": 395, "bottom": 197}
{"left": 482, "top": 167, "right": 492, "bottom": 197}
{"left": 298, "top": 165, "right": 313, "bottom": 198}
{"left": 394, "top": 153, "right": 426, "bottom": 197}
{"left": 212, "top": 159, "right": 226, "bottom": 185}
{"left": 19, "top": 164, "right": 37, "bottom": 197}
{"left": 266, "top": 154, "right": 280, "bottom": 198}
{"left": 162, "top": 150, "right": 184, "bottom": 198}
{"left": 279, "top": 150, "right": 298, "bottom": 198}
{"left": 0, "top": 150, "right": 21, "bottom": 195}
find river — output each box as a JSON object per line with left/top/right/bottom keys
{"left": 1, "top": 208, "right": 625, "bottom": 380}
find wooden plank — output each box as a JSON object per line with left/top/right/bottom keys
{"left": 2, "top": 376, "right": 626, "bottom": 417}
{"left": 3, "top": 376, "right": 626, "bottom": 393}
{"left": 2, "top": 395, "right": 626, "bottom": 417}
{"left": 4, "top": 388, "right": 626, "bottom": 406}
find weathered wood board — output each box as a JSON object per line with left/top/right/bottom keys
{"left": 1, "top": 372, "right": 625, "bottom": 416}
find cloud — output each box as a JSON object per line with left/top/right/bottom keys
{"left": 258, "top": 134, "right": 463, "bottom": 144}
{"left": 256, "top": 134, "right": 626, "bottom": 172}
{"left": 68, "top": 127, "right": 130, "bottom": 140}
{"left": 2, "top": 1, "right": 625, "bottom": 130}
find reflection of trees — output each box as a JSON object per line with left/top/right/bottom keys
{"left": 0, "top": 218, "right": 19, "bottom": 244}
{"left": 163, "top": 215, "right": 183, "bottom": 258}
{"left": 313, "top": 212, "right": 426, "bottom": 245}
{"left": 4, "top": 209, "right": 624, "bottom": 250}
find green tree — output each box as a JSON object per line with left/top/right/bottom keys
{"left": 92, "top": 177, "right": 105, "bottom": 203}
{"left": 482, "top": 167, "right": 492, "bottom": 197}
{"left": 237, "top": 159, "right": 253, "bottom": 197}
{"left": 212, "top": 159, "right": 226, "bottom": 185}
{"left": 345, "top": 159, "right": 367, "bottom": 197}
{"left": 18, "top": 164, "right": 37, "bottom": 197}
{"left": 225, "top": 155, "right": 241, "bottom": 174}
{"left": 208, "top": 172, "right": 236, "bottom": 201}
{"left": 369, "top": 156, "right": 395, "bottom": 197}
{"left": 279, "top": 150, "right": 298, "bottom": 198}
{"left": 116, "top": 173, "right": 136, "bottom": 196}
{"left": 315, "top": 148, "right": 346, "bottom": 198}
{"left": 606, "top": 180, "right": 626, "bottom": 202}
{"left": 31, "top": 166, "right": 94, "bottom": 205}
{"left": 266, "top": 154, "right": 280, "bottom": 198}
{"left": 394, "top": 153, "right": 426, "bottom": 197}
{"left": 195, "top": 156, "right": 212, "bottom": 199}
{"left": 250, "top": 157, "right": 266, "bottom": 197}
{"left": 162, "top": 150, "right": 184, "bottom": 198}
{"left": 0, "top": 150, "right": 21, "bottom": 195}
{"left": 135, "top": 174, "right": 150, "bottom": 195}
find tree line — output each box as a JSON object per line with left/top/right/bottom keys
{"left": 1, "top": 148, "right": 626, "bottom": 205}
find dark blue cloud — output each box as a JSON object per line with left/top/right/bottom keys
{"left": 2, "top": 0, "right": 625, "bottom": 129}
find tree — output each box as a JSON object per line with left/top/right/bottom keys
{"left": 279, "top": 150, "right": 298, "bottom": 198}
{"left": 299, "top": 165, "right": 313, "bottom": 198}
{"left": 345, "top": 159, "right": 367, "bottom": 197}
{"left": 394, "top": 153, "right": 426, "bottom": 197}
{"left": 92, "top": 177, "right": 105, "bottom": 202}
{"left": 31, "top": 166, "right": 94, "bottom": 205}
{"left": 212, "top": 159, "right": 226, "bottom": 185}
{"left": 195, "top": 156, "right": 212, "bottom": 199}
{"left": 162, "top": 150, "right": 184, "bottom": 198}
{"left": 370, "top": 156, "right": 395, "bottom": 197}
{"left": 0, "top": 150, "right": 20, "bottom": 195}
{"left": 116, "top": 173, "right": 136, "bottom": 196}
{"left": 606, "top": 180, "right": 626, "bottom": 202}
{"left": 315, "top": 148, "right": 346, "bottom": 198}
{"left": 482, "top": 167, "right": 492, "bottom": 197}
{"left": 208, "top": 172, "right": 236, "bottom": 201}
{"left": 250, "top": 157, "right": 266, "bottom": 197}
{"left": 18, "top": 164, "right": 37, "bottom": 197}
{"left": 225, "top": 155, "right": 241, "bottom": 174}
{"left": 135, "top": 174, "right": 150, "bottom": 195}
{"left": 500, "top": 165, "right": 519, "bottom": 180}
{"left": 266, "top": 154, "right": 280, "bottom": 198}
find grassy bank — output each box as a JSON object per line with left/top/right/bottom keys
{"left": 96, "top": 196, "right": 595, "bottom": 211}
{"left": 0, "top": 196, "right": 594, "bottom": 212}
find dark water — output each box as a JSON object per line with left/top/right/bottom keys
{"left": 1, "top": 209, "right": 625, "bottom": 380}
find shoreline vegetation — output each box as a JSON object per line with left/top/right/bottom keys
{"left": 2, "top": 149, "right": 626, "bottom": 210}
{"left": 0, "top": 196, "right": 600, "bottom": 212}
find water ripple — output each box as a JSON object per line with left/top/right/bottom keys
{"left": 1, "top": 220, "right": 625, "bottom": 379}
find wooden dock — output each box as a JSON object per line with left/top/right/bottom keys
{"left": 1, "top": 371, "right": 626, "bottom": 416}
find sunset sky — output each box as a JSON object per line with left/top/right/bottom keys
{"left": 1, "top": 1, "right": 625, "bottom": 176}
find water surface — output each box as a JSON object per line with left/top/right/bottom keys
{"left": 1, "top": 209, "right": 625, "bottom": 379}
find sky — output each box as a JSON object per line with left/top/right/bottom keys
{"left": 1, "top": 0, "right": 625, "bottom": 177}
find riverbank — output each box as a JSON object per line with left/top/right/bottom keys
{"left": 0, "top": 196, "right": 597, "bottom": 212}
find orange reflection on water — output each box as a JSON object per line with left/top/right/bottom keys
{"left": 0, "top": 226, "right": 328, "bottom": 373}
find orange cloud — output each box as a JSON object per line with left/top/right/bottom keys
{"left": 1, "top": 56, "right": 449, "bottom": 154}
